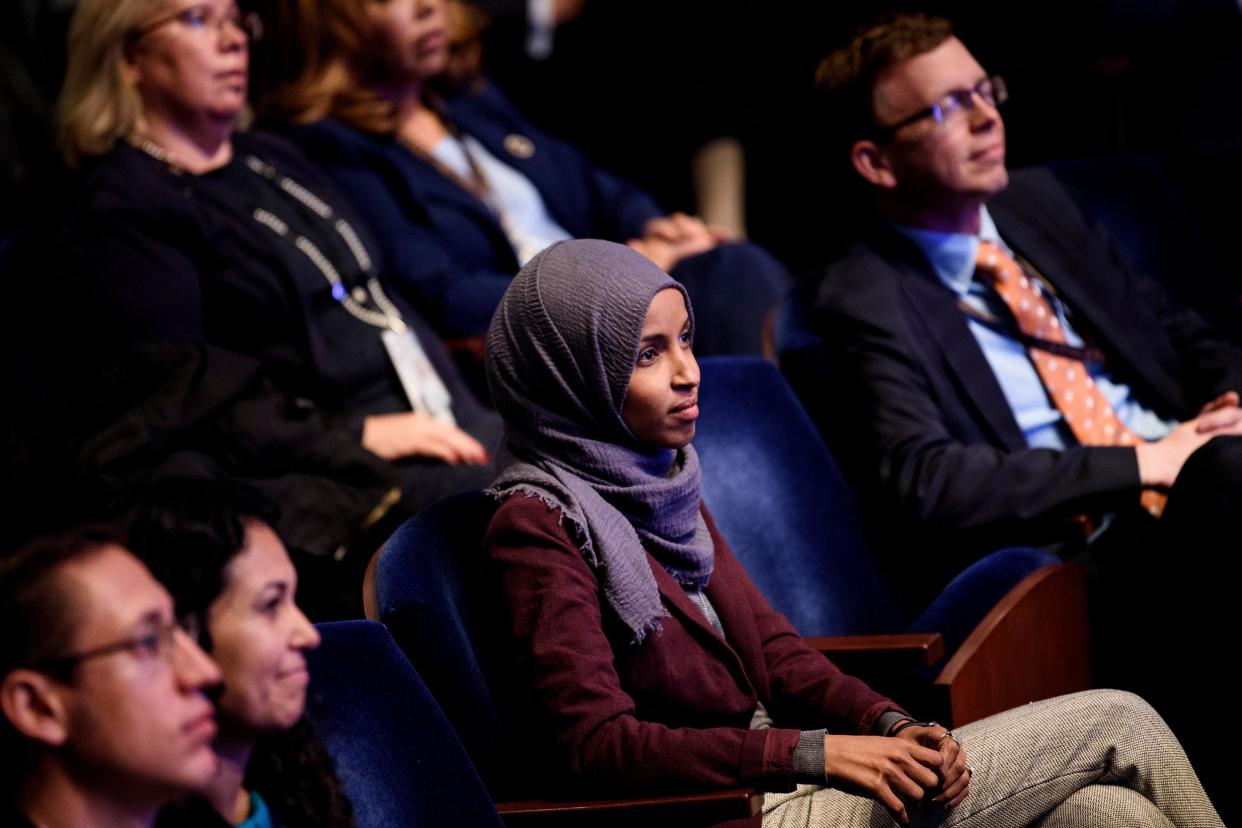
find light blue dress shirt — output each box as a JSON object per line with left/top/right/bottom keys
{"left": 896, "top": 209, "right": 1176, "bottom": 449}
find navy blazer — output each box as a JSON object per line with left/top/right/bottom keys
{"left": 289, "top": 83, "right": 663, "bottom": 338}
{"left": 813, "top": 168, "right": 1242, "bottom": 571}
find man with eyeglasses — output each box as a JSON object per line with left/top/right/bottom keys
{"left": 809, "top": 13, "right": 1242, "bottom": 817}
{"left": 0, "top": 527, "right": 222, "bottom": 828}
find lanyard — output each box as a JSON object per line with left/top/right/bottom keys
{"left": 134, "top": 137, "right": 409, "bottom": 333}
{"left": 134, "top": 138, "right": 456, "bottom": 423}
{"left": 243, "top": 155, "right": 408, "bottom": 333}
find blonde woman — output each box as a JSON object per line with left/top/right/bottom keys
{"left": 56, "top": 0, "right": 502, "bottom": 516}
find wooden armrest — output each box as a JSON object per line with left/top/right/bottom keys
{"left": 805, "top": 633, "right": 945, "bottom": 671}
{"left": 497, "top": 787, "right": 762, "bottom": 826}
{"left": 361, "top": 546, "right": 381, "bottom": 622}
{"left": 932, "top": 563, "right": 1091, "bottom": 727}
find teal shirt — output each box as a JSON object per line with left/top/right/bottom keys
{"left": 235, "top": 791, "right": 274, "bottom": 828}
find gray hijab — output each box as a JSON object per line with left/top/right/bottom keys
{"left": 485, "top": 239, "right": 713, "bottom": 644}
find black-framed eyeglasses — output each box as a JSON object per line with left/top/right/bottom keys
{"left": 873, "top": 75, "right": 1008, "bottom": 141}
{"left": 34, "top": 619, "right": 196, "bottom": 672}
{"left": 131, "top": 3, "right": 263, "bottom": 42}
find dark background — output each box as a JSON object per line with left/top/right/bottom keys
{"left": 5, "top": 0, "right": 1241, "bottom": 283}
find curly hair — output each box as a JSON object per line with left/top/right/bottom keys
{"left": 247, "top": 718, "right": 357, "bottom": 828}
{"left": 156, "top": 719, "right": 355, "bottom": 828}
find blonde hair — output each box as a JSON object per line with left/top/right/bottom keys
{"left": 57, "top": 0, "right": 166, "bottom": 167}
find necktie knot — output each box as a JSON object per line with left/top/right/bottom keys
{"left": 975, "top": 240, "right": 1015, "bottom": 282}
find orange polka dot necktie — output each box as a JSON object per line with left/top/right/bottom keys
{"left": 975, "top": 241, "right": 1165, "bottom": 517}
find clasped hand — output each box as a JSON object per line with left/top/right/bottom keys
{"left": 823, "top": 725, "right": 969, "bottom": 825}
{"left": 626, "top": 212, "right": 723, "bottom": 272}
{"left": 1136, "top": 391, "right": 1242, "bottom": 487}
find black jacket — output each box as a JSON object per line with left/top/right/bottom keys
{"left": 813, "top": 167, "right": 1242, "bottom": 584}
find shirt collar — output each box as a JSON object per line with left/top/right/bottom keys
{"left": 894, "top": 207, "right": 1005, "bottom": 297}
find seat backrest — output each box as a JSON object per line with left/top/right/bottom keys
{"left": 1047, "top": 156, "right": 1242, "bottom": 338}
{"left": 371, "top": 491, "right": 509, "bottom": 786}
{"left": 694, "top": 356, "right": 907, "bottom": 635}
{"left": 306, "top": 620, "right": 503, "bottom": 828}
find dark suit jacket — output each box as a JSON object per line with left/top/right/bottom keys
{"left": 485, "top": 494, "right": 901, "bottom": 795}
{"left": 814, "top": 168, "right": 1242, "bottom": 577}
{"left": 288, "top": 83, "right": 663, "bottom": 338}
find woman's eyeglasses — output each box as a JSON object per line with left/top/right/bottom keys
{"left": 131, "top": 3, "right": 263, "bottom": 42}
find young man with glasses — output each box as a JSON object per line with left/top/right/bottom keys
{"left": 0, "top": 527, "right": 222, "bottom": 828}
{"left": 810, "top": 14, "right": 1242, "bottom": 817}
{"left": 811, "top": 11, "right": 1242, "bottom": 578}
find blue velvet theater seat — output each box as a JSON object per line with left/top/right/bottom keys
{"left": 691, "top": 358, "right": 1091, "bottom": 725}
{"left": 366, "top": 493, "right": 509, "bottom": 788}
{"left": 694, "top": 356, "right": 1059, "bottom": 659}
{"left": 370, "top": 496, "right": 765, "bottom": 824}
{"left": 1047, "top": 155, "right": 1242, "bottom": 344}
{"left": 306, "top": 620, "right": 504, "bottom": 828}
{"left": 372, "top": 359, "right": 1088, "bottom": 758}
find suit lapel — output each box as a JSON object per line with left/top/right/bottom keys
{"left": 451, "top": 103, "right": 544, "bottom": 193}
{"left": 879, "top": 229, "right": 1030, "bottom": 451}
{"left": 390, "top": 136, "right": 492, "bottom": 221}
{"left": 988, "top": 197, "right": 1130, "bottom": 346}
{"left": 384, "top": 131, "right": 520, "bottom": 266}
{"left": 448, "top": 96, "right": 591, "bottom": 239}
{"left": 990, "top": 193, "right": 1185, "bottom": 412}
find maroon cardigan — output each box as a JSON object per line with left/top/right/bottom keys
{"left": 485, "top": 494, "right": 902, "bottom": 795}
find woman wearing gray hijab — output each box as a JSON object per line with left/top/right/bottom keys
{"left": 482, "top": 239, "right": 1221, "bottom": 827}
